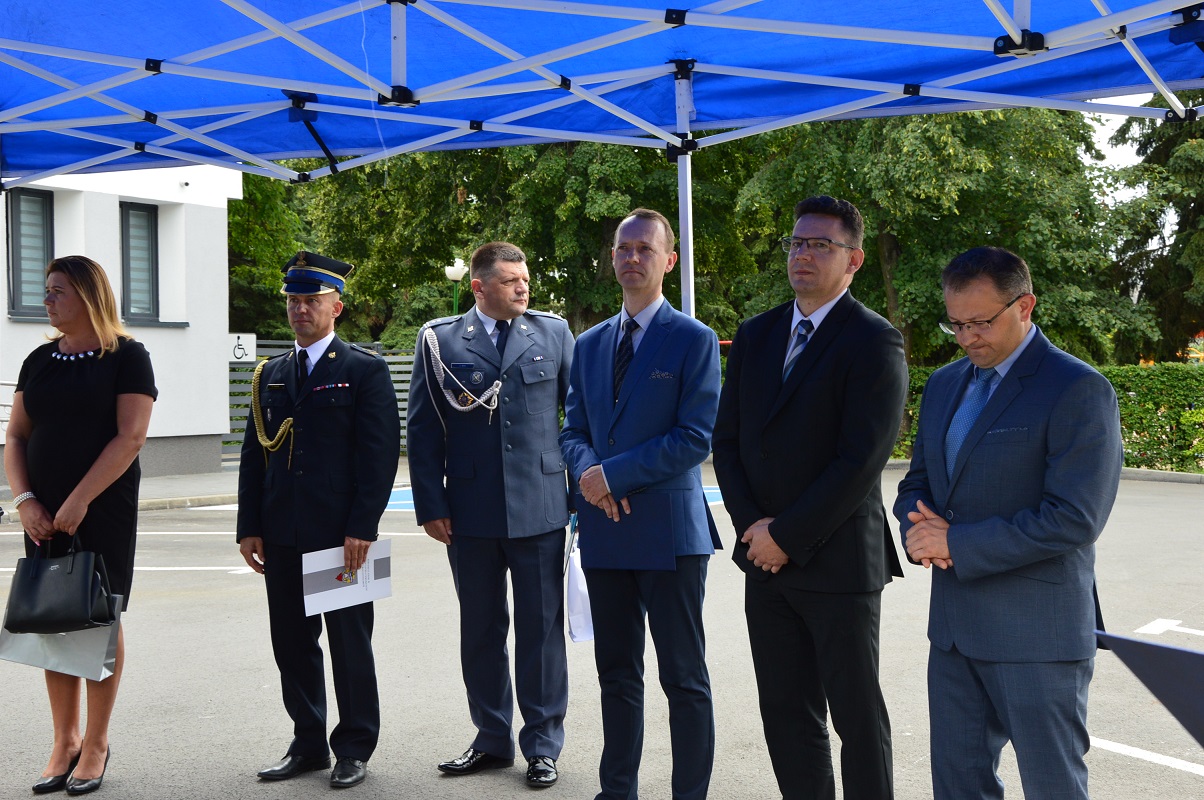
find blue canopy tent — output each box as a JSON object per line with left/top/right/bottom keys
{"left": 3, "top": 0, "right": 1204, "bottom": 313}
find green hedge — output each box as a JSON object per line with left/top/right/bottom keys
{"left": 891, "top": 363, "right": 1204, "bottom": 473}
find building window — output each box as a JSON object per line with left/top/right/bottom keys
{"left": 7, "top": 188, "right": 54, "bottom": 315}
{"left": 121, "top": 202, "right": 158, "bottom": 320}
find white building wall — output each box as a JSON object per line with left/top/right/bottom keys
{"left": 2, "top": 166, "right": 242, "bottom": 470}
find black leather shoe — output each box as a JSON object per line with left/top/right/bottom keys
{"left": 65, "top": 747, "right": 109, "bottom": 796}
{"left": 256, "top": 753, "right": 331, "bottom": 781}
{"left": 437, "top": 748, "right": 515, "bottom": 775}
{"left": 330, "top": 758, "right": 367, "bottom": 789}
{"left": 33, "top": 751, "right": 80, "bottom": 794}
{"left": 526, "top": 756, "right": 558, "bottom": 788}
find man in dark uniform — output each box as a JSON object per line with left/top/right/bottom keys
{"left": 237, "top": 252, "right": 400, "bottom": 790}
{"left": 408, "top": 242, "right": 573, "bottom": 788}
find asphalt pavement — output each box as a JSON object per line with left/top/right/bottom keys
{"left": 0, "top": 460, "right": 1200, "bottom": 799}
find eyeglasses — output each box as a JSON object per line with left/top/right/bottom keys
{"left": 779, "top": 236, "right": 856, "bottom": 255}
{"left": 940, "top": 294, "right": 1027, "bottom": 335}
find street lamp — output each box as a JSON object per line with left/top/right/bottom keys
{"left": 444, "top": 258, "right": 468, "bottom": 315}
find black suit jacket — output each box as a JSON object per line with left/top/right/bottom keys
{"left": 713, "top": 293, "right": 908, "bottom": 592}
{"left": 237, "top": 336, "right": 400, "bottom": 552}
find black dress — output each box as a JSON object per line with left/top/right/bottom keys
{"left": 17, "top": 337, "right": 157, "bottom": 609}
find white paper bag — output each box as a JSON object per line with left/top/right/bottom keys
{"left": 0, "top": 598, "right": 122, "bottom": 681}
{"left": 566, "top": 545, "right": 593, "bottom": 643}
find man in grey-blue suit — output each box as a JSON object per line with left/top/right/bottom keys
{"left": 408, "top": 242, "right": 573, "bottom": 788}
{"left": 560, "top": 208, "right": 722, "bottom": 800}
{"left": 895, "top": 247, "right": 1123, "bottom": 799}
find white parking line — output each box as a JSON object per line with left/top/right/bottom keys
{"left": 1091, "top": 737, "right": 1204, "bottom": 776}
{"left": 1135, "top": 618, "right": 1204, "bottom": 637}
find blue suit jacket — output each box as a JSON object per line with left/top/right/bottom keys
{"left": 408, "top": 307, "right": 574, "bottom": 538}
{"left": 560, "top": 300, "right": 722, "bottom": 563}
{"left": 894, "top": 327, "right": 1123, "bottom": 662}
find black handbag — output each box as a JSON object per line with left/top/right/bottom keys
{"left": 3, "top": 535, "right": 117, "bottom": 634}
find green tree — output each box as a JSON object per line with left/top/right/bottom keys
{"left": 733, "top": 108, "right": 1156, "bottom": 366}
{"left": 227, "top": 173, "right": 306, "bottom": 339}
{"left": 1111, "top": 92, "right": 1204, "bottom": 361}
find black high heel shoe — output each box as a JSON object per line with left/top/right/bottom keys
{"left": 65, "top": 747, "right": 109, "bottom": 795}
{"left": 33, "top": 751, "right": 81, "bottom": 794}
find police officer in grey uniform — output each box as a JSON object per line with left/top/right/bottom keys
{"left": 407, "top": 242, "right": 573, "bottom": 788}
{"left": 238, "top": 252, "right": 400, "bottom": 790}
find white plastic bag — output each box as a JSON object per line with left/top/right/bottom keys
{"left": 0, "top": 597, "right": 122, "bottom": 680}
{"left": 566, "top": 545, "right": 593, "bottom": 643}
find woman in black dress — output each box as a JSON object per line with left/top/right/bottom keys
{"left": 4, "top": 255, "right": 156, "bottom": 795}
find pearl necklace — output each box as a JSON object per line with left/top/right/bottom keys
{"left": 51, "top": 348, "right": 98, "bottom": 361}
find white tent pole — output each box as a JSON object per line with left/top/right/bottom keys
{"left": 0, "top": 2, "right": 374, "bottom": 125}
{"left": 391, "top": 0, "right": 407, "bottom": 87}
{"left": 0, "top": 101, "right": 286, "bottom": 133}
{"left": 674, "top": 66, "right": 696, "bottom": 318}
{"left": 0, "top": 51, "right": 297, "bottom": 178}
{"left": 1046, "top": 0, "right": 1185, "bottom": 47}
{"left": 434, "top": 65, "right": 670, "bottom": 103}
{"left": 1013, "top": 0, "right": 1031, "bottom": 30}
{"left": 413, "top": 0, "right": 759, "bottom": 102}
{"left": 436, "top": 0, "right": 991, "bottom": 50}
{"left": 1089, "top": 0, "right": 1187, "bottom": 117}
{"left": 693, "top": 62, "right": 1170, "bottom": 119}
{"left": 414, "top": 2, "right": 680, "bottom": 144}
{"left": 983, "top": 0, "right": 1024, "bottom": 43}
{"left": 218, "top": 0, "right": 394, "bottom": 97}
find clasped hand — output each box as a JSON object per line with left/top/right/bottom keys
{"left": 904, "top": 500, "right": 953, "bottom": 569}
{"left": 579, "top": 465, "right": 630, "bottom": 522}
{"left": 742, "top": 517, "right": 788, "bottom": 573}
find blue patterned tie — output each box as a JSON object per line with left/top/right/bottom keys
{"left": 782, "top": 319, "right": 815, "bottom": 380}
{"left": 944, "top": 366, "right": 997, "bottom": 478}
{"left": 613, "top": 318, "right": 639, "bottom": 400}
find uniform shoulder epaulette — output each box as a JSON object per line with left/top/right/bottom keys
{"left": 349, "top": 343, "right": 383, "bottom": 357}
{"left": 266, "top": 350, "right": 291, "bottom": 361}
{"left": 526, "top": 309, "right": 565, "bottom": 320}
{"left": 425, "top": 314, "right": 462, "bottom": 328}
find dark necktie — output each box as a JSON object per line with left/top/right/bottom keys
{"left": 297, "top": 348, "right": 308, "bottom": 388}
{"left": 494, "top": 319, "right": 509, "bottom": 357}
{"left": 782, "top": 319, "right": 815, "bottom": 380}
{"left": 944, "top": 366, "right": 997, "bottom": 478}
{"left": 614, "top": 318, "right": 639, "bottom": 400}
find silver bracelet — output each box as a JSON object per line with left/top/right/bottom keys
{"left": 12, "top": 491, "right": 36, "bottom": 508}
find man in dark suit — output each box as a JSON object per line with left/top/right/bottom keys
{"left": 895, "top": 247, "right": 1123, "bottom": 799}
{"left": 713, "top": 195, "right": 908, "bottom": 800}
{"left": 408, "top": 241, "right": 573, "bottom": 788}
{"left": 560, "top": 208, "right": 722, "bottom": 800}
{"left": 237, "top": 252, "right": 400, "bottom": 790}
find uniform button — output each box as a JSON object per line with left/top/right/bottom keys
{"left": 502, "top": 374, "right": 508, "bottom": 380}
{"left": 505, "top": 444, "right": 513, "bottom": 452}
{"left": 503, "top": 397, "right": 510, "bottom": 404}
{"left": 504, "top": 421, "right": 511, "bottom": 428}
{"left": 539, "top": 371, "right": 546, "bottom": 377}
{"left": 295, "top": 470, "right": 303, "bottom": 476}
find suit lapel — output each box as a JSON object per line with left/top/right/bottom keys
{"left": 946, "top": 329, "right": 1050, "bottom": 488}
{"left": 462, "top": 309, "right": 500, "bottom": 368}
{"left": 500, "top": 313, "right": 534, "bottom": 372}
{"left": 297, "top": 336, "right": 348, "bottom": 401}
{"left": 613, "top": 303, "right": 671, "bottom": 419}
{"left": 766, "top": 293, "right": 853, "bottom": 422}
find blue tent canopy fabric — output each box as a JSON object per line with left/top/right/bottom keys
{"left": 2, "top": 0, "right": 1204, "bottom": 185}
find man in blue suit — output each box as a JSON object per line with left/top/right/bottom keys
{"left": 408, "top": 242, "right": 573, "bottom": 788}
{"left": 560, "top": 208, "right": 722, "bottom": 800}
{"left": 895, "top": 246, "right": 1123, "bottom": 799}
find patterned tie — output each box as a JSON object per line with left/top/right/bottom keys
{"left": 782, "top": 319, "right": 815, "bottom": 380}
{"left": 494, "top": 319, "right": 509, "bottom": 356}
{"left": 944, "top": 366, "right": 998, "bottom": 478}
{"left": 296, "top": 348, "right": 308, "bottom": 388}
{"left": 613, "top": 318, "right": 639, "bottom": 401}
